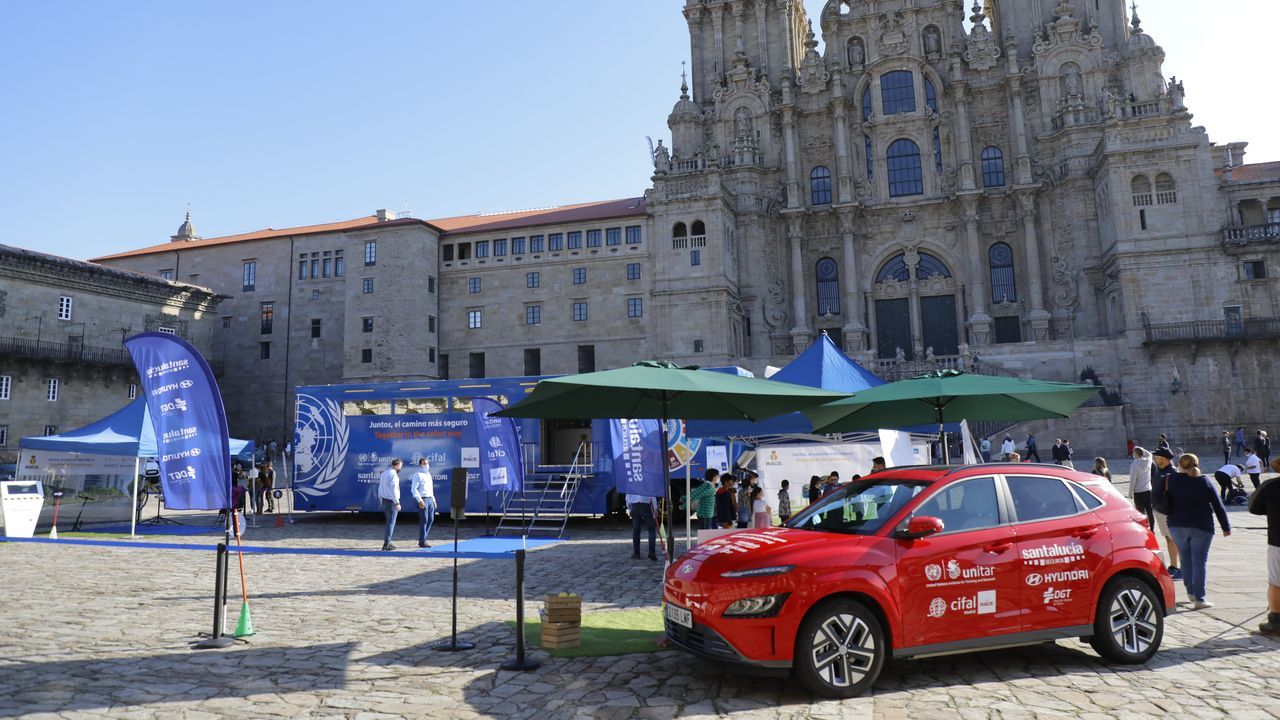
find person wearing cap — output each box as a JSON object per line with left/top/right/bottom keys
{"left": 1150, "top": 447, "right": 1182, "bottom": 579}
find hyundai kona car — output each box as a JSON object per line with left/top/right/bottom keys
{"left": 663, "top": 464, "right": 1175, "bottom": 698}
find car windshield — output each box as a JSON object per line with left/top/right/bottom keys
{"left": 786, "top": 478, "right": 930, "bottom": 535}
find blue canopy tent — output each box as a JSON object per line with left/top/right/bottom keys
{"left": 19, "top": 398, "right": 254, "bottom": 534}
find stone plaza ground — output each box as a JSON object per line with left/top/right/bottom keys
{"left": 1, "top": 470, "right": 1278, "bottom": 720}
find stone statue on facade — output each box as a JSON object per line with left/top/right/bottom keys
{"left": 1063, "top": 66, "right": 1082, "bottom": 97}
{"left": 653, "top": 139, "right": 670, "bottom": 172}
{"left": 1099, "top": 87, "right": 1119, "bottom": 118}
{"left": 894, "top": 346, "right": 907, "bottom": 363}
{"left": 923, "top": 26, "right": 942, "bottom": 58}
{"left": 847, "top": 37, "right": 865, "bottom": 67}
{"left": 734, "top": 107, "right": 753, "bottom": 140}
{"left": 1168, "top": 77, "right": 1186, "bottom": 109}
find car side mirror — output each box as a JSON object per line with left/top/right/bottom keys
{"left": 897, "top": 515, "right": 944, "bottom": 540}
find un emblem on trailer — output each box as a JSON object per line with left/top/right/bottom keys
{"left": 294, "top": 393, "right": 348, "bottom": 498}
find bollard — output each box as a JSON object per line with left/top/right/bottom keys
{"left": 193, "top": 542, "right": 234, "bottom": 649}
{"left": 500, "top": 549, "right": 540, "bottom": 671}
{"left": 431, "top": 510, "right": 475, "bottom": 651}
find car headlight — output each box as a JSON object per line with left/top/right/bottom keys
{"left": 720, "top": 564, "right": 795, "bottom": 578}
{"left": 723, "top": 594, "right": 788, "bottom": 618}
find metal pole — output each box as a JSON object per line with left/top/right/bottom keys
{"left": 129, "top": 456, "right": 141, "bottom": 538}
{"left": 431, "top": 512, "right": 475, "bottom": 651}
{"left": 660, "top": 411, "right": 673, "bottom": 564}
{"left": 685, "top": 460, "right": 692, "bottom": 551}
{"left": 500, "top": 548, "right": 540, "bottom": 671}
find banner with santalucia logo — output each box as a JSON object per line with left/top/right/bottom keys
{"left": 610, "top": 419, "right": 667, "bottom": 498}
{"left": 125, "top": 333, "right": 231, "bottom": 511}
{"left": 472, "top": 397, "right": 524, "bottom": 492}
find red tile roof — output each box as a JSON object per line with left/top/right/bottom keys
{"left": 1216, "top": 161, "right": 1280, "bottom": 184}
{"left": 91, "top": 197, "right": 648, "bottom": 262}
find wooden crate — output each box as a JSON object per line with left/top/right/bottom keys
{"left": 543, "top": 594, "right": 582, "bottom": 624}
{"left": 540, "top": 620, "right": 581, "bottom": 648}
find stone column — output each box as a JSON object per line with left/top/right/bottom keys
{"left": 1017, "top": 191, "right": 1052, "bottom": 341}
{"left": 787, "top": 215, "right": 812, "bottom": 348}
{"left": 953, "top": 82, "right": 977, "bottom": 191}
{"left": 1008, "top": 74, "right": 1033, "bottom": 184}
{"left": 711, "top": 5, "right": 725, "bottom": 86}
{"left": 832, "top": 69, "right": 854, "bottom": 203}
{"left": 839, "top": 210, "right": 866, "bottom": 351}
{"left": 688, "top": 12, "right": 704, "bottom": 101}
{"left": 755, "top": 0, "right": 769, "bottom": 70}
{"left": 962, "top": 196, "right": 992, "bottom": 346}
{"left": 781, "top": 86, "right": 802, "bottom": 208}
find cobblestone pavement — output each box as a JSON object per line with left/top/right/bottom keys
{"left": 1, "top": 471, "right": 1278, "bottom": 720}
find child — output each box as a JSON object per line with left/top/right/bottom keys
{"left": 778, "top": 479, "right": 792, "bottom": 523}
{"left": 751, "top": 486, "right": 772, "bottom": 529}
{"left": 1092, "top": 457, "right": 1112, "bottom": 482}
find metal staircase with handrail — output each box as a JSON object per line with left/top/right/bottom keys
{"left": 495, "top": 442, "right": 591, "bottom": 538}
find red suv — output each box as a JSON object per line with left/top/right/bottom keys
{"left": 663, "top": 464, "right": 1175, "bottom": 698}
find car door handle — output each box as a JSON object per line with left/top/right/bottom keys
{"left": 983, "top": 542, "right": 1013, "bottom": 554}
{"left": 1073, "top": 527, "right": 1100, "bottom": 539}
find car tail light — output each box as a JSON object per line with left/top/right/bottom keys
{"left": 723, "top": 593, "right": 789, "bottom": 618}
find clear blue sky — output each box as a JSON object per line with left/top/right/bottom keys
{"left": 1, "top": 1, "right": 1274, "bottom": 261}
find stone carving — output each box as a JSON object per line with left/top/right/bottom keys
{"left": 923, "top": 25, "right": 942, "bottom": 60}
{"left": 847, "top": 37, "right": 865, "bottom": 68}
{"left": 734, "top": 107, "right": 753, "bottom": 140}
{"left": 1099, "top": 86, "right": 1119, "bottom": 118}
{"left": 963, "top": 1, "right": 1002, "bottom": 72}
{"left": 1168, "top": 77, "right": 1186, "bottom": 110}
{"left": 878, "top": 12, "right": 910, "bottom": 56}
{"left": 1062, "top": 62, "right": 1082, "bottom": 98}
{"left": 763, "top": 279, "right": 789, "bottom": 329}
{"left": 0, "top": 289, "right": 6, "bottom": 317}
{"left": 653, "top": 139, "right": 670, "bottom": 173}
{"left": 797, "top": 21, "right": 830, "bottom": 95}
{"left": 1050, "top": 256, "right": 1080, "bottom": 309}
{"left": 895, "top": 346, "right": 907, "bottom": 363}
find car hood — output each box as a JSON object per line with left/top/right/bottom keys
{"left": 669, "top": 527, "right": 866, "bottom": 583}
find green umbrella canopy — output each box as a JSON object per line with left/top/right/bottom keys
{"left": 494, "top": 361, "right": 849, "bottom": 421}
{"left": 803, "top": 370, "right": 1100, "bottom": 434}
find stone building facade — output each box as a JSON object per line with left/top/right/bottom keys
{"left": 0, "top": 244, "right": 220, "bottom": 464}
{"left": 92, "top": 0, "right": 1280, "bottom": 451}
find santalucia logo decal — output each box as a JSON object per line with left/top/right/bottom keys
{"left": 294, "top": 394, "right": 349, "bottom": 497}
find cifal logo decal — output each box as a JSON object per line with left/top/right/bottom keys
{"left": 929, "top": 590, "right": 997, "bottom": 619}
{"left": 1043, "top": 586, "right": 1073, "bottom": 605}
{"left": 923, "top": 558, "right": 996, "bottom": 587}
{"left": 928, "top": 597, "right": 947, "bottom": 618}
{"left": 1026, "top": 569, "right": 1089, "bottom": 587}
{"left": 1021, "top": 542, "right": 1086, "bottom": 566}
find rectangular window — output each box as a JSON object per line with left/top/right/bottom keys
{"left": 364, "top": 241, "right": 377, "bottom": 266}
{"left": 0, "top": 375, "right": 11, "bottom": 400}
{"left": 526, "top": 305, "right": 542, "bottom": 325}
{"left": 335, "top": 250, "right": 344, "bottom": 276}
{"left": 572, "top": 302, "right": 588, "bottom": 321}
{"left": 527, "top": 271, "right": 540, "bottom": 288}
{"left": 523, "top": 348, "right": 541, "bottom": 376}
{"left": 362, "top": 317, "right": 374, "bottom": 333}
{"left": 469, "top": 277, "right": 482, "bottom": 293}
{"left": 429, "top": 315, "right": 437, "bottom": 333}
{"left": 298, "top": 260, "right": 307, "bottom": 280}
{"left": 57, "top": 296, "right": 73, "bottom": 320}
{"left": 691, "top": 249, "right": 701, "bottom": 266}
{"left": 993, "top": 316, "right": 1022, "bottom": 344}
{"left": 310, "top": 319, "right": 322, "bottom": 338}
{"left": 222, "top": 316, "right": 232, "bottom": 328}
{"left": 429, "top": 347, "right": 436, "bottom": 363}
{"left": 311, "top": 258, "right": 320, "bottom": 278}
{"left": 475, "top": 240, "right": 489, "bottom": 258}
{"left": 468, "top": 310, "right": 482, "bottom": 329}
{"left": 567, "top": 231, "right": 583, "bottom": 249}
{"left": 469, "top": 352, "right": 486, "bottom": 379}
{"left": 627, "top": 298, "right": 643, "bottom": 318}
{"left": 627, "top": 263, "right": 641, "bottom": 280}
{"left": 440, "top": 354, "right": 449, "bottom": 380}
{"left": 586, "top": 229, "right": 602, "bottom": 247}
{"left": 577, "top": 345, "right": 595, "bottom": 373}
{"left": 512, "top": 236, "right": 526, "bottom": 254}
{"left": 363, "top": 278, "right": 374, "bottom": 294}
{"left": 311, "top": 289, "right": 320, "bottom": 300}
{"left": 693, "top": 339, "right": 704, "bottom": 353}
{"left": 242, "top": 261, "right": 256, "bottom": 291}
{"left": 0, "top": 425, "right": 7, "bottom": 446}
{"left": 1244, "top": 260, "right": 1267, "bottom": 280}
{"left": 323, "top": 257, "right": 332, "bottom": 278}
{"left": 606, "top": 227, "right": 622, "bottom": 246}
{"left": 530, "top": 235, "right": 545, "bottom": 253}
{"left": 160, "top": 270, "right": 174, "bottom": 280}
{"left": 260, "top": 302, "right": 274, "bottom": 334}
{"left": 260, "top": 342, "right": 270, "bottom": 360}
{"left": 626, "top": 225, "right": 642, "bottom": 244}
{"left": 493, "top": 238, "right": 507, "bottom": 256}
{"left": 457, "top": 242, "right": 471, "bottom": 260}
{"left": 428, "top": 275, "right": 436, "bottom": 293}
{"left": 128, "top": 383, "right": 137, "bottom": 400}
{"left": 573, "top": 267, "right": 586, "bottom": 284}
{"left": 44, "top": 425, "right": 57, "bottom": 436}
{"left": 443, "top": 245, "right": 455, "bottom": 262}
{"left": 548, "top": 233, "right": 564, "bottom": 251}
{"left": 361, "top": 348, "right": 373, "bottom": 363}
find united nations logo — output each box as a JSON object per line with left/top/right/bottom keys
{"left": 924, "top": 563, "right": 943, "bottom": 582}
{"left": 294, "top": 393, "right": 349, "bottom": 498}
{"left": 928, "top": 597, "right": 947, "bottom": 619}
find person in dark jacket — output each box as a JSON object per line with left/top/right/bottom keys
{"left": 1256, "top": 429, "right": 1271, "bottom": 467}
{"left": 714, "top": 474, "right": 738, "bottom": 529}
{"left": 1221, "top": 431, "right": 1232, "bottom": 466}
{"left": 1150, "top": 448, "right": 1181, "bottom": 579}
{"left": 1025, "top": 434, "right": 1041, "bottom": 463}
{"left": 1164, "top": 453, "right": 1231, "bottom": 608}
{"left": 1252, "top": 458, "right": 1280, "bottom": 635}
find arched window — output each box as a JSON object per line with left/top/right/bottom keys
{"left": 816, "top": 257, "right": 841, "bottom": 315}
{"left": 988, "top": 242, "right": 1017, "bottom": 302}
{"left": 876, "top": 254, "right": 910, "bottom": 283}
{"left": 1131, "top": 175, "right": 1152, "bottom": 207}
{"left": 691, "top": 220, "right": 706, "bottom": 236}
{"left": 1155, "top": 172, "right": 1178, "bottom": 204}
{"left": 917, "top": 252, "right": 952, "bottom": 279}
{"left": 810, "top": 166, "right": 833, "bottom": 205}
{"left": 887, "top": 139, "right": 924, "bottom": 197}
{"left": 924, "top": 77, "right": 938, "bottom": 113}
{"left": 981, "top": 146, "right": 1005, "bottom": 188}
{"left": 880, "top": 71, "right": 916, "bottom": 115}
{"left": 673, "top": 222, "right": 687, "bottom": 238}
{"left": 861, "top": 86, "right": 873, "bottom": 121}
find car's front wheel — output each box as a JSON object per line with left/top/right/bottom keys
{"left": 794, "top": 598, "right": 886, "bottom": 698}
{"left": 1089, "top": 576, "right": 1163, "bottom": 663}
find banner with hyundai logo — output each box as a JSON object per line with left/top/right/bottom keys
{"left": 472, "top": 397, "right": 524, "bottom": 492}
{"left": 125, "top": 332, "right": 231, "bottom": 510}
{"left": 610, "top": 419, "right": 666, "bottom": 498}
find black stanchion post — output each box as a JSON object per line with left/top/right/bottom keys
{"left": 193, "top": 542, "right": 234, "bottom": 649}
{"left": 433, "top": 468, "right": 475, "bottom": 652}
{"left": 501, "top": 548, "right": 540, "bottom": 671}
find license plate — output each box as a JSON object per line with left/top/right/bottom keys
{"left": 666, "top": 603, "right": 693, "bottom": 629}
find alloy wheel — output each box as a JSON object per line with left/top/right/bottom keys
{"left": 1109, "top": 587, "right": 1159, "bottom": 655}
{"left": 810, "top": 613, "right": 877, "bottom": 688}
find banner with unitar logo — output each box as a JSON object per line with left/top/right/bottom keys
{"left": 610, "top": 419, "right": 666, "bottom": 498}
{"left": 472, "top": 398, "right": 524, "bottom": 492}
{"left": 125, "top": 333, "right": 231, "bottom": 511}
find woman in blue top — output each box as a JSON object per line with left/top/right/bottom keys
{"left": 1165, "top": 453, "right": 1232, "bottom": 609}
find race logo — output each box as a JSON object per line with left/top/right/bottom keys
{"left": 294, "top": 393, "right": 350, "bottom": 498}
{"left": 1021, "top": 542, "right": 1086, "bottom": 567}
{"left": 1027, "top": 569, "right": 1088, "bottom": 587}
{"left": 977, "top": 590, "right": 996, "bottom": 614}
{"left": 946, "top": 590, "right": 997, "bottom": 616}
{"left": 1043, "top": 586, "right": 1072, "bottom": 605}
{"left": 925, "top": 563, "right": 943, "bottom": 582}
{"left": 928, "top": 597, "right": 947, "bottom": 618}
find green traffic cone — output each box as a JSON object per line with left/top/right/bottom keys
{"left": 234, "top": 601, "right": 255, "bottom": 637}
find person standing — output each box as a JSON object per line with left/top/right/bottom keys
{"left": 715, "top": 475, "right": 738, "bottom": 529}
{"left": 410, "top": 457, "right": 435, "bottom": 548}
{"left": 259, "top": 463, "right": 276, "bottom": 513}
{"left": 869, "top": 457, "right": 887, "bottom": 475}
{"left": 246, "top": 463, "right": 261, "bottom": 514}
{"left": 1092, "top": 457, "right": 1112, "bottom": 481}
{"left": 378, "top": 459, "right": 403, "bottom": 551}
{"left": 1257, "top": 430, "right": 1271, "bottom": 467}
{"left": 1165, "top": 453, "right": 1231, "bottom": 608}
{"left": 1244, "top": 446, "right": 1264, "bottom": 490}
{"left": 1051, "top": 439, "right": 1065, "bottom": 466}
{"left": 1150, "top": 448, "right": 1182, "bottom": 580}
{"left": 736, "top": 473, "right": 755, "bottom": 529}
{"left": 1235, "top": 427, "right": 1247, "bottom": 461}
{"left": 777, "top": 479, "right": 793, "bottom": 523}
{"left": 1251, "top": 459, "right": 1280, "bottom": 635}
{"left": 1061, "top": 440, "right": 1076, "bottom": 470}
{"left": 750, "top": 486, "right": 772, "bottom": 529}
{"left": 1221, "top": 431, "right": 1233, "bottom": 467}
{"left": 627, "top": 493, "right": 658, "bottom": 560}
{"left": 686, "top": 473, "right": 717, "bottom": 530}
{"left": 1025, "top": 434, "right": 1041, "bottom": 463}
{"left": 806, "top": 475, "right": 822, "bottom": 506}
{"left": 980, "top": 436, "right": 992, "bottom": 463}
{"left": 1001, "top": 436, "right": 1016, "bottom": 461}
{"left": 1129, "top": 447, "right": 1154, "bottom": 528}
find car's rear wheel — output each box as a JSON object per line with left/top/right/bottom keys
{"left": 794, "top": 598, "right": 886, "bottom": 698}
{"left": 1090, "top": 576, "right": 1163, "bottom": 663}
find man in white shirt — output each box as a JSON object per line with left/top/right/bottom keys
{"left": 378, "top": 458, "right": 403, "bottom": 551}
{"left": 627, "top": 493, "right": 658, "bottom": 561}
{"left": 1213, "top": 462, "right": 1244, "bottom": 501}
{"left": 1245, "top": 447, "right": 1264, "bottom": 490}
{"left": 411, "top": 457, "right": 436, "bottom": 548}
{"left": 1000, "top": 436, "right": 1016, "bottom": 461}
